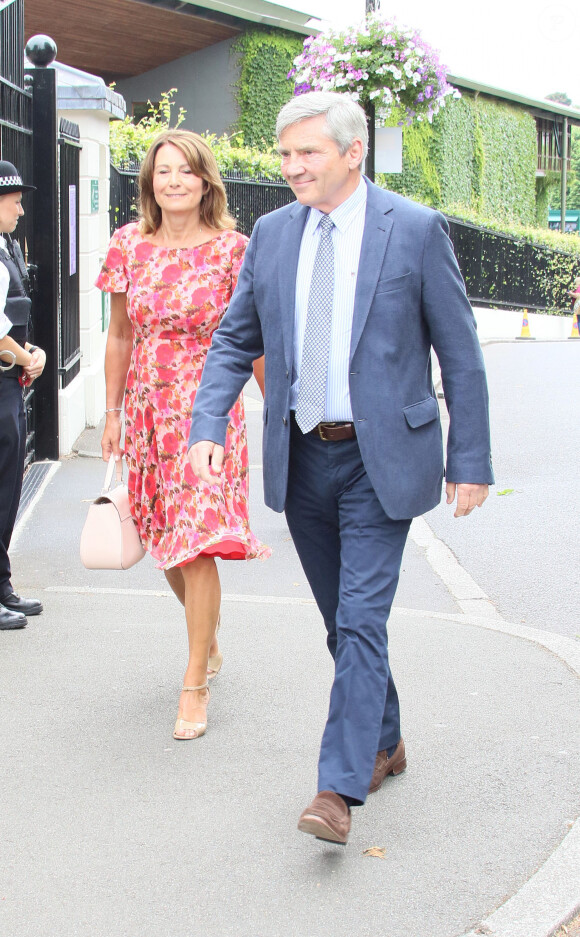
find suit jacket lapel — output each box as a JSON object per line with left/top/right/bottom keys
{"left": 350, "top": 183, "right": 394, "bottom": 361}
{"left": 279, "top": 203, "right": 309, "bottom": 372}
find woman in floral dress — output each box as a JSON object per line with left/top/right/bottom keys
{"left": 97, "top": 130, "right": 268, "bottom": 740}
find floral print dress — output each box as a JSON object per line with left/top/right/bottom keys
{"left": 96, "top": 222, "right": 268, "bottom": 570}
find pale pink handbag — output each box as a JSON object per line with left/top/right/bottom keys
{"left": 80, "top": 457, "right": 145, "bottom": 570}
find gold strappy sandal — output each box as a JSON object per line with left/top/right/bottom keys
{"left": 173, "top": 683, "right": 209, "bottom": 740}
{"left": 207, "top": 614, "right": 223, "bottom": 681}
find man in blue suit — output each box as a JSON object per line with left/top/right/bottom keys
{"left": 188, "top": 91, "right": 493, "bottom": 844}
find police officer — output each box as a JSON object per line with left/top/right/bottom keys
{"left": 0, "top": 160, "right": 46, "bottom": 630}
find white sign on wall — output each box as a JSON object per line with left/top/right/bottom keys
{"left": 69, "top": 185, "right": 77, "bottom": 277}
{"left": 374, "top": 126, "right": 403, "bottom": 174}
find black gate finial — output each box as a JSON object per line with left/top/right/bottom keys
{"left": 25, "top": 35, "right": 57, "bottom": 68}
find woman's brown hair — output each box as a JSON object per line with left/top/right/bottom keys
{"left": 138, "top": 129, "right": 235, "bottom": 234}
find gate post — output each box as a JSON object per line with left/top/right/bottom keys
{"left": 25, "top": 36, "right": 59, "bottom": 460}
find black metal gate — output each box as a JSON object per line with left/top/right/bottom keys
{"left": 58, "top": 119, "right": 81, "bottom": 388}
{"left": 110, "top": 161, "right": 140, "bottom": 234}
{"left": 24, "top": 54, "right": 81, "bottom": 459}
{"left": 0, "top": 0, "right": 37, "bottom": 466}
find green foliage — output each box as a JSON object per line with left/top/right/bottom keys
{"left": 380, "top": 93, "right": 537, "bottom": 226}
{"left": 442, "top": 204, "right": 580, "bottom": 313}
{"left": 203, "top": 133, "right": 283, "bottom": 179}
{"left": 438, "top": 97, "right": 479, "bottom": 210}
{"left": 109, "top": 89, "right": 186, "bottom": 165}
{"left": 535, "top": 172, "right": 560, "bottom": 225}
{"left": 233, "top": 29, "right": 303, "bottom": 146}
{"left": 382, "top": 115, "right": 441, "bottom": 204}
{"left": 545, "top": 91, "right": 572, "bottom": 106}
{"left": 380, "top": 95, "right": 579, "bottom": 312}
{"left": 475, "top": 99, "right": 536, "bottom": 224}
{"left": 109, "top": 87, "right": 284, "bottom": 178}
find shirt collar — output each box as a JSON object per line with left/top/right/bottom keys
{"left": 306, "top": 175, "right": 367, "bottom": 235}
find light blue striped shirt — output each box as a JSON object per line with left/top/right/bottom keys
{"left": 291, "top": 175, "right": 367, "bottom": 421}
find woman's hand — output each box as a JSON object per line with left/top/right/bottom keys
{"left": 102, "top": 292, "right": 132, "bottom": 462}
{"left": 101, "top": 411, "right": 124, "bottom": 463}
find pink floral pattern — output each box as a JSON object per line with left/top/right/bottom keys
{"left": 96, "top": 222, "right": 269, "bottom": 569}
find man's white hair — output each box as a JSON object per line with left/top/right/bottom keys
{"left": 276, "top": 91, "right": 369, "bottom": 160}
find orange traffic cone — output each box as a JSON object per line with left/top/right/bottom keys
{"left": 569, "top": 311, "right": 580, "bottom": 339}
{"left": 516, "top": 308, "right": 535, "bottom": 340}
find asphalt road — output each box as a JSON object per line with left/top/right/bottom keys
{"left": 427, "top": 340, "right": 580, "bottom": 639}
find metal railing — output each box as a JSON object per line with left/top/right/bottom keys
{"left": 109, "top": 163, "right": 579, "bottom": 312}
{"left": 109, "top": 165, "right": 295, "bottom": 238}
{"left": 1, "top": 0, "right": 36, "bottom": 465}
{"left": 224, "top": 174, "right": 296, "bottom": 237}
{"left": 110, "top": 161, "right": 140, "bottom": 234}
{"left": 447, "top": 216, "right": 578, "bottom": 312}
{"left": 0, "top": 0, "right": 24, "bottom": 88}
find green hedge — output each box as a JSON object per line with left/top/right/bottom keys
{"left": 382, "top": 93, "right": 538, "bottom": 226}
{"left": 232, "top": 29, "right": 303, "bottom": 146}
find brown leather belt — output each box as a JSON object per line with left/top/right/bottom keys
{"left": 308, "top": 421, "right": 356, "bottom": 441}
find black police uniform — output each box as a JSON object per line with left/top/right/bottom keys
{"left": 0, "top": 236, "right": 41, "bottom": 623}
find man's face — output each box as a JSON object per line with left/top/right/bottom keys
{"left": 0, "top": 192, "right": 24, "bottom": 234}
{"left": 279, "top": 115, "right": 363, "bottom": 213}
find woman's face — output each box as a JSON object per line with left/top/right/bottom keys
{"left": 0, "top": 192, "right": 24, "bottom": 234}
{"left": 152, "top": 144, "right": 205, "bottom": 218}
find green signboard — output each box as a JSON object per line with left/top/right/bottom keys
{"left": 90, "top": 179, "right": 99, "bottom": 214}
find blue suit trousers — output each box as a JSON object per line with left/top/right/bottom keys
{"left": 284, "top": 417, "right": 411, "bottom": 804}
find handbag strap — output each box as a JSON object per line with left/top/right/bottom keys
{"left": 103, "top": 456, "right": 123, "bottom": 493}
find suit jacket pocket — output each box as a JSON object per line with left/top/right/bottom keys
{"left": 403, "top": 396, "right": 439, "bottom": 429}
{"left": 375, "top": 271, "right": 411, "bottom": 294}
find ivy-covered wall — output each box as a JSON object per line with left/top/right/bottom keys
{"left": 233, "top": 29, "right": 303, "bottom": 146}
{"left": 383, "top": 93, "right": 538, "bottom": 226}
{"left": 535, "top": 172, "right": 560, "bottom": 226}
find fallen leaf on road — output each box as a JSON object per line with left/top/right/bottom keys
{"left": 362, "top": 846, "right": 386, "bottom": 859}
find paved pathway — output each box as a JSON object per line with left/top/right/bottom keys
{"left": 2, "top": 379, "right": 578, "bottom": 937}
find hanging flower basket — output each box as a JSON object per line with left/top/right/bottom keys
{"left": 288, "top": 14, "right": 459, "bottom": 124}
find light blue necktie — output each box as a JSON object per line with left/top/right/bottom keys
{"left": 295, "top": 215, "right": 335, "bottom": 433}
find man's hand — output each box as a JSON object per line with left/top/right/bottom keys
{"left": 446, "top": 482, "right": 489, "bottom": 517}
{"left": 188, "top": 441, "right": 225, "bottom": 484}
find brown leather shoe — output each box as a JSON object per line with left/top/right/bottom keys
{"left": 297, "top": 791, "right": 351, "bottom": 844}
{"left": 369, "top": 738, "right": 407, "bottom": 793}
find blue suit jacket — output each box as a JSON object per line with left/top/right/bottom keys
{"left": 189, "top": 178, "right": 493, "bottom": 519}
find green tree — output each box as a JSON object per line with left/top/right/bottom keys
{"left": 109, "top": 89, "right": 186, "bottom": 166}
{"left": 545, "top": 91, "right": 572, "bottom": 106}
{"left": 109, "top": 87, "right": 283, "bottom": 178}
